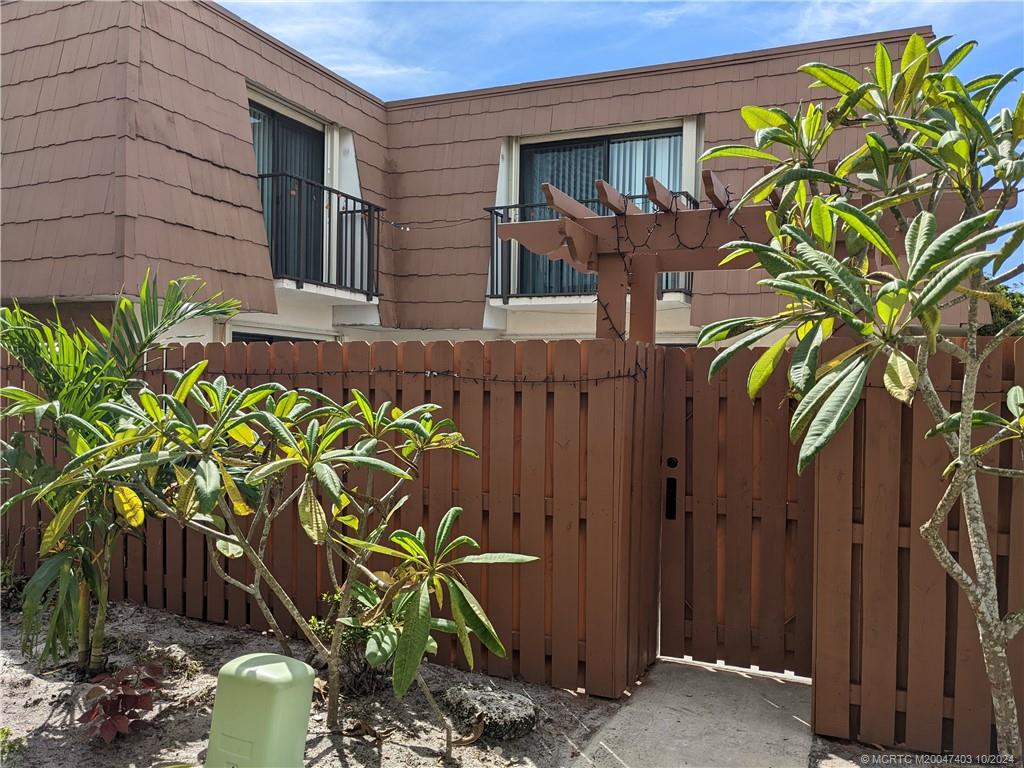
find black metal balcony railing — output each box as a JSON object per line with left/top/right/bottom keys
{"left": 257, "top": 173, "right": 383, "bottom": 298}
{"left": 485, "top": 191, "right": 696, "bottom": 303}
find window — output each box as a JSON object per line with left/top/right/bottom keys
{"left": 249, "top": 101, "right": 324, "bottom": 182}
{"left": 516, "top": 130, "right": 684, "bottom": 295}
{"left": 250, "top": 101, "right": 326, "bottom": 284}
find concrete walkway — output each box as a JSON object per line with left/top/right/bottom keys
{"left": 571, "top": 658, "right": 814, "bottom": 768}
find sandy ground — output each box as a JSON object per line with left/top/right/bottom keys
{"left": 0, "top": 601, "right": 618, "bottom": 768}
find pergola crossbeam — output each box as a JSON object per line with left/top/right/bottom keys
{"left": 645, "top": 176, "right": 684, "bottom": 213}
{"left": 596, "top": 179, "right": 642, "bottom": 215}
{"left": 542, "top": 182, "right": 595, "bottom": 222}
{"left": 702, "top": 170, "right": 730, "bottom": 210}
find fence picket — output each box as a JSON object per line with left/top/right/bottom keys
{"left": 487, "top": 341, "right": 516, "bottom": 678}
{"left": 519, "top": 340, "right": 547, "bottom": 684}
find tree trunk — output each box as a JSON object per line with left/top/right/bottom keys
{"left": 76, "top": 577, "right": 91, "bottom": 670}
{"left": 87, "top": 550, "right": 110, "bottom": 674}
{"left": 961, "top": 475, "right": 1022, "bottom": 762}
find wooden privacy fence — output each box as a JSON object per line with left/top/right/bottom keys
{"left": 3, "top": 338, "right": 1024, "bottom": 753}
{"left": 659, "top": 347, "right": 815, "bottom": 677}
{"left": 1, "top": 339, "right": 663, "bottom": 699}
{"left": 813, "top": 340, "right": 1024, "bottom": 756}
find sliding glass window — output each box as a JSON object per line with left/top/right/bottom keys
{"left": 517, "top": 130, "right": 684, "bottom": 295}
{"left": 250, "top": 101, "right": 326, "bottom": 284}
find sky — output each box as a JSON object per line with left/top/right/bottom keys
{"left": 222, "top": 0, "right": 1024, "bottom": 102}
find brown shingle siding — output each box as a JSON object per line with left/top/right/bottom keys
{"left": 2, "top": 2, "right": 933, "bottom": 329}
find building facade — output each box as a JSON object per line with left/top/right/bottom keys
{"left": 1, "top": 1, "right": 934, "bottom": 343}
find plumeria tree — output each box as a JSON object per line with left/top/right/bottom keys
{"left": 31, "top": 365, "right": 534, "bottom": 741}
{"left": 699, "top": 34, "right": 1023, "bottom": 760}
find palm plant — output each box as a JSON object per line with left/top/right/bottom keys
{"left": 0, "top": 274, "right": 238, "bottom": 672}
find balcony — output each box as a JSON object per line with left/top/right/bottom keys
{"left": 257, "top": 173, "right": 383, "bottom": 299}
{"left": 486, "top": 192, "right": 696, "bottom": 303}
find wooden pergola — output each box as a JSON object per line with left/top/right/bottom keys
{"left": 496, "top": 173, "right": 769, "bottom": 343}
{"left": 496, "top": 173, "right": 982, "bottom": 343}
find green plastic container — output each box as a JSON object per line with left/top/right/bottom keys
{"left": 205, "top": 652, "right": 315, "bottom": 768}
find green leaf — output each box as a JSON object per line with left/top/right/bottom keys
{"left": 450, "top": 596, "right": 473, "bottom": 669}
{"left": 937, "top": 130, "right": 970, "bottom": 169}
{"left": 789, "top": 323, "right": 823, "bottom": 395}
{"left": 699, "top": 144, "right": 781, "bottom": 163}
{"left": 298, "top": 482, "right": 328, "bottom": 544}
{"left": 391, "top": 530, "right": 429, "bottom": 561}
{"left": 876, "top": 281, "right": 909, "bottom": 329}
{"left": 708, "top": 321, "right": 790, "bottom": 381}
{"left": 448, "top": 577, "right": 505, "bottom": 658}
{"left": 1006, "top": 386, "right": 1023, "bottom": 419}
{"left": 794, "top": 242, "right": 872, "bottom": 312}
{"left": 790, "top": 349, "right": 868, "bottom": 442}
{"left": 799, "top": 62, "right": 861, "bottom": 95}
{"left": 827, "top": 201, "right": 895, "bottom": 263}
{"left": 351, "top": 388, "right": 375, "bottom": 426}
{"left": 96, "top": 451, "right": 174, "bottom": 477}
{"left": 194, "top": 458, "right": 221, "bottom": 515}
{"left": 366, "top": 624, "right": 399, "bottom": 667}
{"left": 776, "top": 167, "right": 848, "bottom": 189}
{"left": 926, "top": 409, "right": 1007, "bottom": 438}
{"left": 244, "top": 457, "right": 303, "bottom": 484}
{"left": 697, "top": 316, "right": 765, "bottom": 346}
{"left": 810, "top": 197, "right": 835, "bottom": 249}
{"left": 907, "top": 212, "right": 995, "bottom": 283}
{"left": 747, "top": 334, "right": 789, "bottom": 401}
{"left": 905, "top": 211, "right": 936, "bottom": 268}
{"left": 311, "top": 461, "right": 343, "bottom": 505}
{"left": 332, "top": 454, "right": 411, "bottom": 478}
{"left": 874, "top": 42, "right": 893, "bottom": 93}
{"left": 171, "top": 360, "right": 208, "bottom": 404}
{"left": 940, "top": 40, "right": 976, "bottom": 74}
{"left": 740, "top": 105, "right": 789, "bottom": 131}
{"left": 392, "top": 581, "right": 431, "bottom": 698}
{"left": 798, "top": 354, "right": 872, "bottom": 473}
{"left": 255, "top": 411, "right": 303, "bottom": 457}
{"left": 882, "top": 348, "right": 919, "bottom": 405}
{"left": 434, "top": 506, "right": 461, "bottom": 555}
{"left": 912, "top": 253, "right": 993, "bottom": 316}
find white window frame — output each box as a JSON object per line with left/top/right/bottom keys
{"left": 247, "top": 86, "right": 366, "bottom": 290}
{"left": 494, "top": 116, "right": 703, "bottom": 300}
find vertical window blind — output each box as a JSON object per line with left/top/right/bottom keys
{"left": 250, "top": 102, "right": 326, "bottom": 283}
{"left": 518, "top": 130, "right": 685, "bottom": 295}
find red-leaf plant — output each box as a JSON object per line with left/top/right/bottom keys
{"left": 78, "top": 662, "right": 164, "bottom": 743}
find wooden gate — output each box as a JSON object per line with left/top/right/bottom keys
{"left": 658, "top": 346, "right": 815, "bottom": 676}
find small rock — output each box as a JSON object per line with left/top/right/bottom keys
{"left": 442, "top": 686, "right": 539, "bottom": 741}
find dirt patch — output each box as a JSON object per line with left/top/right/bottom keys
{"left": 1, "top": 601, "right": 617, "bottom": 767}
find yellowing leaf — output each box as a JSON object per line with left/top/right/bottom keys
{"left": 218, "top": 459, "right": 253, "bottom": 516}
{"left": 174, "top": 465, "right": 199, "bottom": 520}
{"left": 298, "top": 482, "right": 328, "bottom": 543}
{"left": 747, "top": 334, "right": 789, "bottom": 400}
{"left": 113, "top": 486, "right": 145, "bottom": 527}
{"left": 40, "top": 487, "right": 89, "bottom": 554}
{"left": 883, "top": 348, "right": 919, "bottom": 405}
{"left": 227, "top": 422, "right": 259, "bottom": 447}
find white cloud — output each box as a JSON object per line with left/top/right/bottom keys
{"left": 640, "top": 3, "right": 712, "bottom": 28}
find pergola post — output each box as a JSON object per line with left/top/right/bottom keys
{"left": 596, "top": 252, "right": 627, "bottom": 341}
{"left": 628, "top": 255, "right": 658, "bottom": 344}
